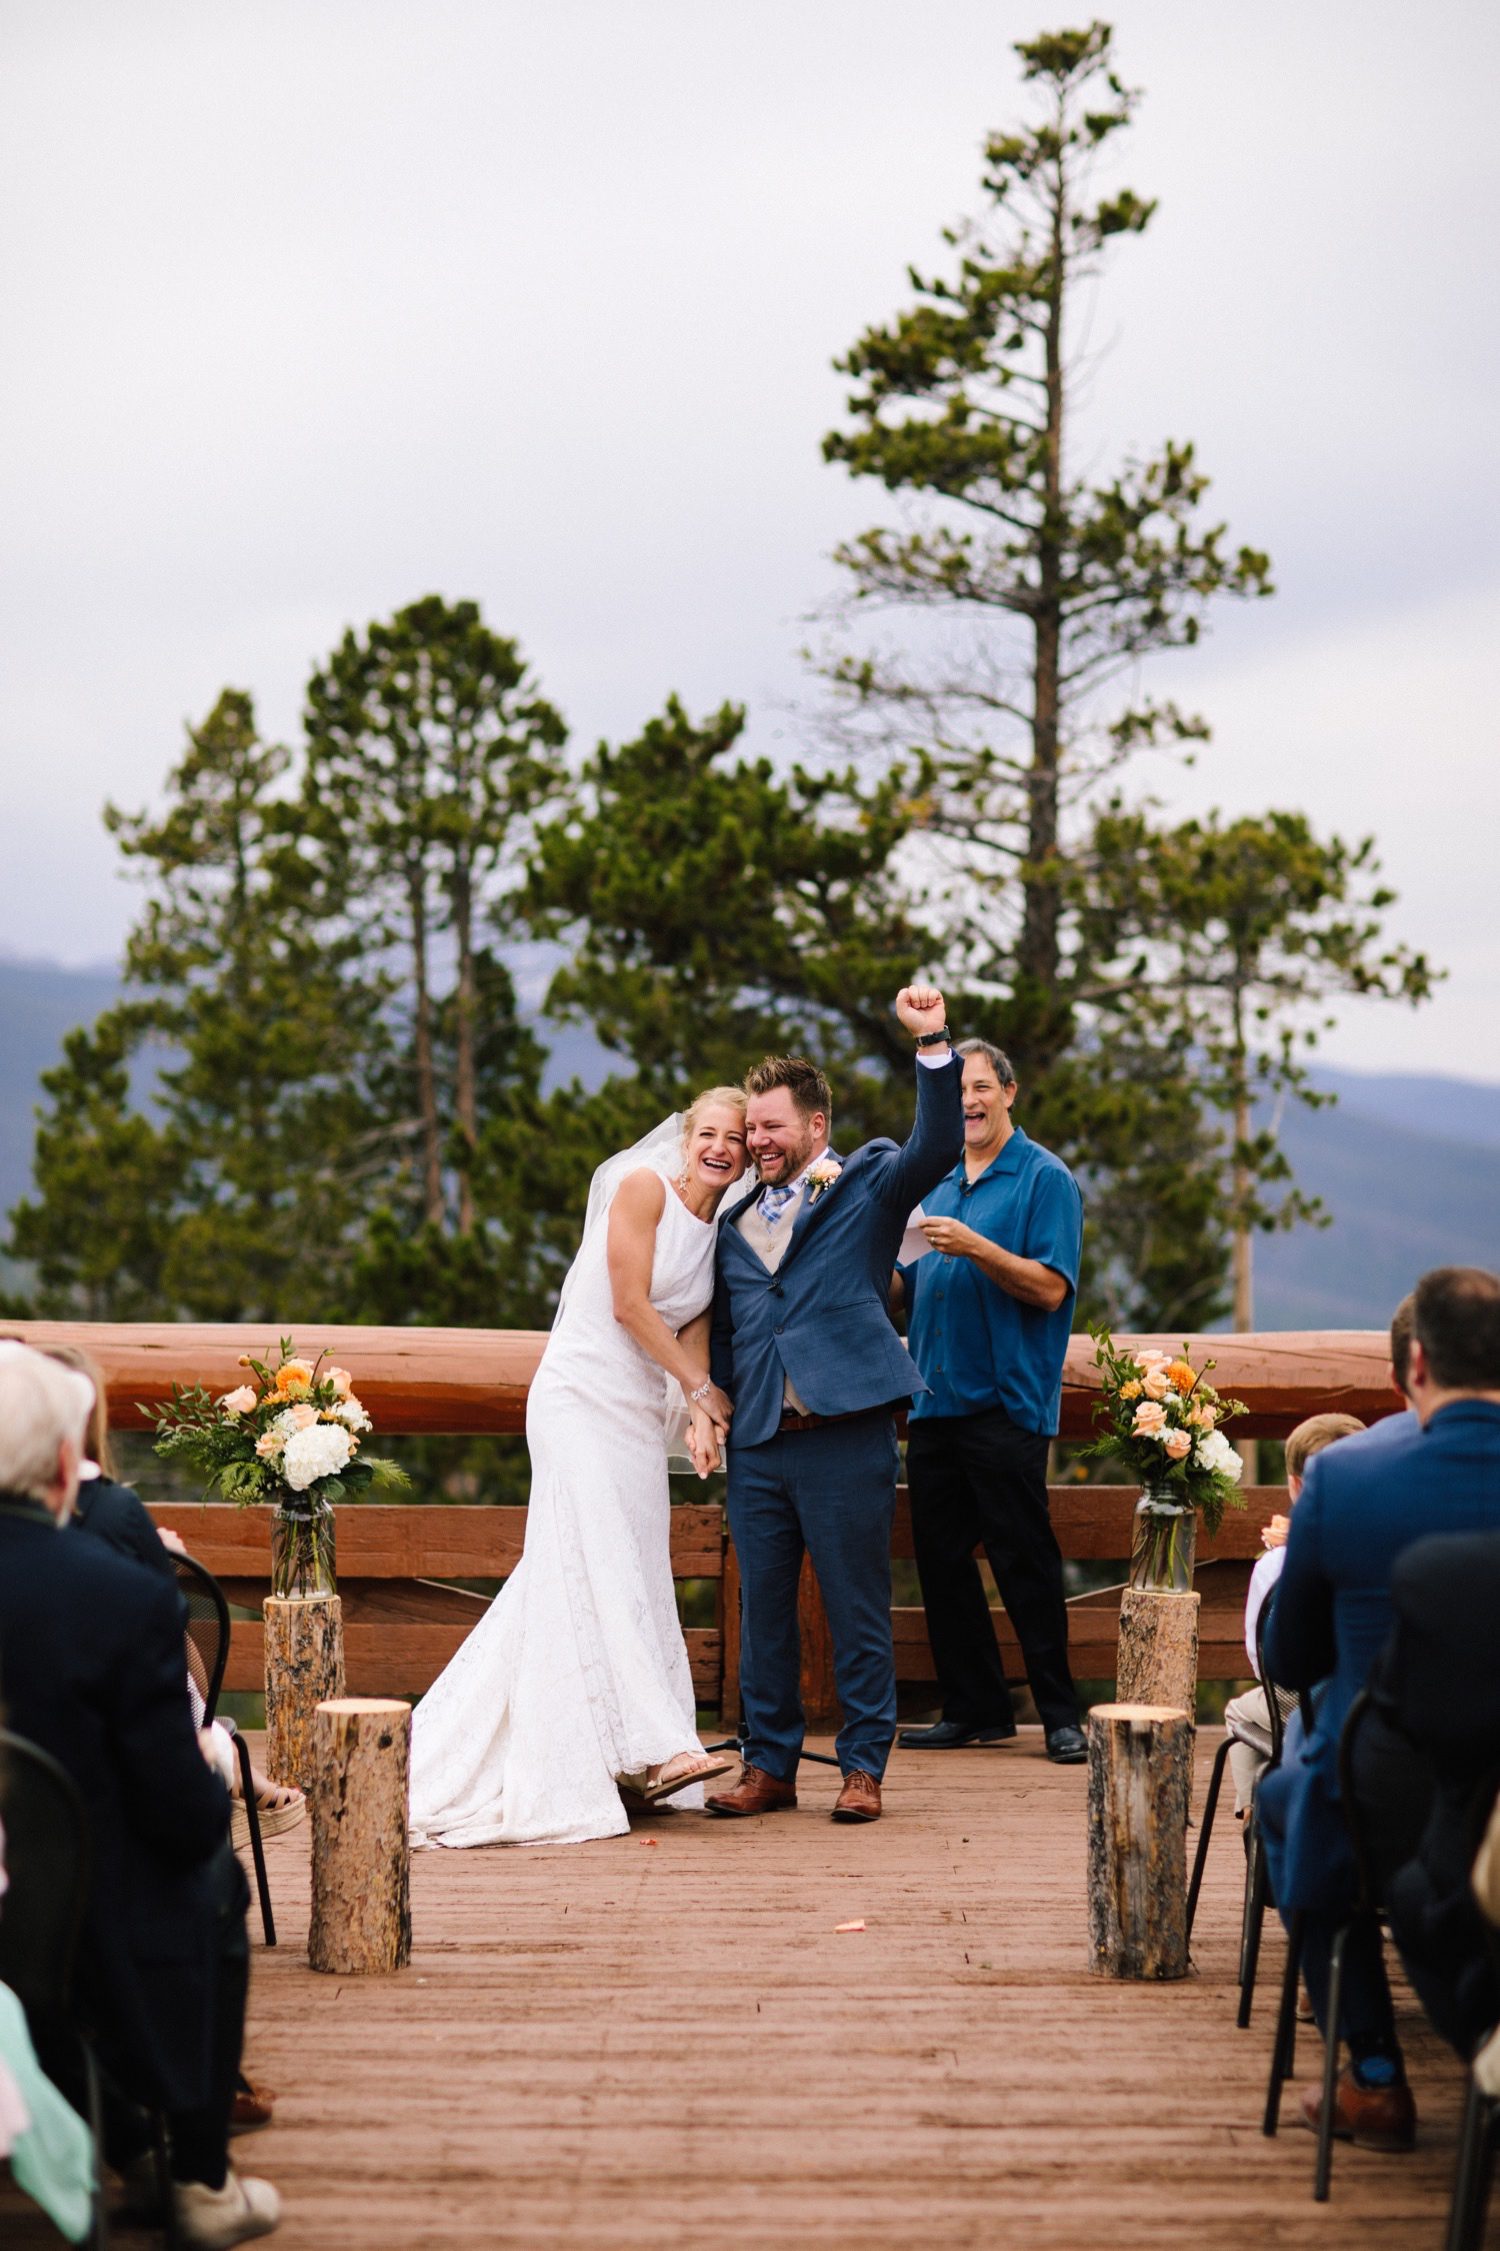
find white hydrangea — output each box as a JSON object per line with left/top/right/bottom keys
{"left": 281, "top": 1421, "right": 354, "bottom": 1492}
{"left": 1194, "top": 1428, "right": 1244, "bottom": 1483}
{"left": 332, "top": 1396, "right": 372, "bottom": 1434}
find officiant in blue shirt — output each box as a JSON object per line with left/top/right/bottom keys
{"left": 893, "top": 1039, "right": 1087, "bottom": 1763}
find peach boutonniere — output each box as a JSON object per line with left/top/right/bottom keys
{"left": 804, "top": 1156, "right": 843, "bottom": 1205}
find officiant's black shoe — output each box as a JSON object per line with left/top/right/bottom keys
{"left": 705, "top": 1764, "right": 797, "bottom": 1817}
{"left": 1045, "top": 1725, "right": 1088, "bottom": 1764}
{"left": 898, "top": 1719, "right": 1016, "bottom": 1750}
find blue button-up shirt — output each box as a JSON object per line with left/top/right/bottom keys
{"left": 902, "top": 1127, "right": 1083, "bottom": 1436}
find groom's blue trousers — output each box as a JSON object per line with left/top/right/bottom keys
{"left": 726, "top": 1409, "right": 900, "bottom": 1782}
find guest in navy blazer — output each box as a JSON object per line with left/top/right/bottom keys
{"left": 1260, "top": 1267, "right": 1500, "bottom": 2149}
{"left": 0, "top": 1345, "right": 280, "bottom": 2239}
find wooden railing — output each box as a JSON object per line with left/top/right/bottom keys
{"left": 11, "top": 1320, "right": 1399, "bottom": 1718}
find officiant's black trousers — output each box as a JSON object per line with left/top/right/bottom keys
{"left": 907, "top": 1407, "right": 1079, "bottom": 1735}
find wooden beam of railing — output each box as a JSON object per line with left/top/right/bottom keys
{"left": 9, "top": 1320, "right": 1402, "bottom": 1438}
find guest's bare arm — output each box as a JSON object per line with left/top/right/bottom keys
{"left": 917, "top": 1215, "right": 1068, "bottom": 1310}
{"left": 607, "top": 1173, "right": 734, "bottom": 1423}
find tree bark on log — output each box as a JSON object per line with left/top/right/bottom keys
{"left": 308, "top": 1698, "right": 412, "bottom": 1976}
{"left": 1116, "top": 1588, "right": 1200, "bottom": 1717}
{"left": 264, "top": 1595, "right": 345, "bottom": 1789}
{"left": 1087, "top": 1702, "right": 1191, "bottom": 1980}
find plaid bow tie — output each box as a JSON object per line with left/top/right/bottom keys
{"left": 761, "top": 1183, "right": 797, "bottom": 1227}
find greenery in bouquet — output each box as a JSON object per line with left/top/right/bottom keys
{"left": 1083, "top": 1328, "right": 1248, "bottom": 1535}
{"left": 149, "top": 1336, "right": 411, "bottom": 1516}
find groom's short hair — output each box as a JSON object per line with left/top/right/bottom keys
{"left": 744, "top": 1055, "right": 832, "bottom": 1123}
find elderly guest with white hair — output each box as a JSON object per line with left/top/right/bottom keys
{"left": 0, "top": 1344, "right": 281, "bottom": 2248}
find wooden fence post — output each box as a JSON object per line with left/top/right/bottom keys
{"left": 264, "top": 1594, "right": 345, "bottom": 1789}
{"left": 1087, "top": 1702, "right": 1191, "bottom": 1980}
{"left": 1116, "top": 1588, "right": 1201, "bottom": 1718}
{"left": 309, "top": 1697, "right": 412, "bottom": 1975}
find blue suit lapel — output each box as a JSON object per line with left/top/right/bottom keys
{"left": 777, "top": 1154, "right": 847, "bottom": 1273}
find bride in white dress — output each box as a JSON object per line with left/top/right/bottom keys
{"left": 408, "top": 1091, "right": 751, "bottom": 1848}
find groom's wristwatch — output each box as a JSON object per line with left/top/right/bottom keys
{"left": 915, "top": 1025, "right": 952, "bottom": 1047}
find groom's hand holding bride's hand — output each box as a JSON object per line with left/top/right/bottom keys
{"left": 687, "top": 1407, "right": 724, "bottom": 1479}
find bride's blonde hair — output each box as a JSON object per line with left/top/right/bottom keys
{"left": 682, "top": 1085, "right": 748, "bottom": 1142}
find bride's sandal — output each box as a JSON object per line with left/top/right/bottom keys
{"left": 638, "top": 1754, "right": 735, "bottom": 1805}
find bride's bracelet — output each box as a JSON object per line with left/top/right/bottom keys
{"left": 688, "top": 1377, "right": 714, "bottom": 1406}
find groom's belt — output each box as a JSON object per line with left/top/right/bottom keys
{"left": 778, "top": 1405, "right": 885, "bottom": 1434}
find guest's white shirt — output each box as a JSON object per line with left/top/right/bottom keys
{"left": 1245, "top": 1544, "right": 1287, "bottom": 1675}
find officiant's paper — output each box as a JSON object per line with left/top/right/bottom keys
{"left": 899, "top": 1205, "right": 932, "bottom": 1265}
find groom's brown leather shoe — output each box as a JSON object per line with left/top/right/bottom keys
{"left": 705, "top": 1764, "right": 797, "bottom": 1817}
{"left": 832, "top": 1771, "right": 882, "bottom": 1822}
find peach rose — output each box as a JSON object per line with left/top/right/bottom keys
{"left": 1163, "top": 1429, "right": 1193, "bottom": 1460}
{"left": 1188, "top": 1402, "right": 1218, "bottom": 1430}
{"left": 326, "top": 1365, "right": 354, "bottom": 1400}
{"left": 218, "top": 1385, "right": 257, "bottom": 1416}
{"left": 288, "top": 1402, "right": 318, "bottom": 1429}
{"left": 1132, "top": 1400, "right": 1168, "bottom": 1436}
{"left": 254, "top": 1430, "right": 284, "bottom": 1459}
{"left": 1142, "top": 1364, "right": 1172, "bottom": 1401}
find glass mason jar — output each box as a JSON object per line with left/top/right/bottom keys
{"left": 1128, "top": 1486, "right": 1196, "bottom": 1594}
{"left": 269, "top": 1496, "right": 337, "bottom": 1600}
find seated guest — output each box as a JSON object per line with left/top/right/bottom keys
{"left": 893, "top": 1040, "right": 1088, "bottom": 1764}
{"left": 0, "top": 1344, "right": 280, "bottom": 2246}
{"left": 1224, "top": 1411, "right": 1365, "bottom": 1818}
{"left": 41, "top": 1343, "right": 305, "bottom": 1848}
{"left": 1371, "top": 1528, "right": 1500, "bottom": 2060}
{"left": 1260, "top": 1266, "right": 1500, "bottom": 2151}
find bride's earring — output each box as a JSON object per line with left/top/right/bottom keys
{"left": 677, "top": 1168, "right": 692, "bottom": 1191}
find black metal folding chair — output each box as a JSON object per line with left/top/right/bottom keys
{"left": 1261, "top": 1687, "right": 1392, "bottom": 2200}
{"left": 0, "top": 1727, "right": 114, "bottom": 2250}
{"left": 1444, "top": 1790, "right": 1500, "bottom": 2251}
{"left": 171, "top": 1554, "right": 276, "bottom": 1947}
{"left": 1184, "top": 1587, "right": 1297, "bottom": 2016}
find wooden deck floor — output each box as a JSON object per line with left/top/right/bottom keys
{"left": 6, "top": 1730, "right": 1485, "bottom": 2249}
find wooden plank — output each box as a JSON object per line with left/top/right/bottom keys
{"left": 891, "top": 1606, "right": 1249, "bottom": 1683}
{"left": 12, "top": 1317, "right": 1406, "bottom": 1438}
{"left": 222, "top": 1620, "right": 723, "bottom": 1701}
{"left": 891, "top": 1485, "right": 1288, "bottom": 1561}
{"left": 151, "top": 1500, "right": 724, "bottom": 1578}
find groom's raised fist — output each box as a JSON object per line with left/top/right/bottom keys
{"left": 896, "top": 984, "right": 948, "bottom": 1040}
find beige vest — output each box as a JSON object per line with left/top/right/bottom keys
{"left": 737, "top": 1189, "right": 809, "bottom": 1411}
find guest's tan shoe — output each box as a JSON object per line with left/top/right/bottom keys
{"left": 1297, "top": 2067, "right": 1416, "bottom": 2151}
{"left": 704, "top": 1763, "right": 797, "bottom": 1817}
{"left": 832, "top": 1770, "right": 882, "bottom": 1822}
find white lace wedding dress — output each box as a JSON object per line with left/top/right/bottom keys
{"left": 408, "top": 1154, "right": 721, "bottom": 1848}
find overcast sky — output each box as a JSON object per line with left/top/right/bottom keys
{"left": 3, "top": 1, "right": 1497, "bottom": 1077}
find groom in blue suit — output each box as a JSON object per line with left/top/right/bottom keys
{"left": 699, "top": 985, "right": 963, "bottom": 1822}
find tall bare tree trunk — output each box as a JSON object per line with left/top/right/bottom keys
{"left": 1018, "top": 141, "right": 1068, "bottom": 1067}
{"left": 452, "top": 851, "right": 477, "bottom": 1236}
{"left": 408, "top": 864, "right": 444, "bottom": 1229}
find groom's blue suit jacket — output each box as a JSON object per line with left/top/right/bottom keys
{"left": 710, "top": 1057, "right": 964, "bottom": 1450}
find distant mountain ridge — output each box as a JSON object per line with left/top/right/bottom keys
{"left": 3, "top": 952, "right": 1498, "bottom": 1327}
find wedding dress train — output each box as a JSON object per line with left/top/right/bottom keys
{"left": 409, "top": 1167, "right": 720, "bottom": 1847}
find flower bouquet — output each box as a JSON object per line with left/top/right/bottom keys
{"left": 150, "top": 1339, "right": 410, "bottom": 1598}
{"left": 1083, "top": 1331, "right": 1247, "bottom": 1592}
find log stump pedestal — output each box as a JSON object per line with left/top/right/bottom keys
{"left": 309, "top": 1697, "right": 412, "bottom": 1976}
{"left": 264, "top": 1594, "right": 345, "bottom": 1790}
{"left": 1116, "top": 1587, "right": 1201, "bottom": 1717}
{"left": 1087, "top": 1701, "right": 1192, "bottom": 1981}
